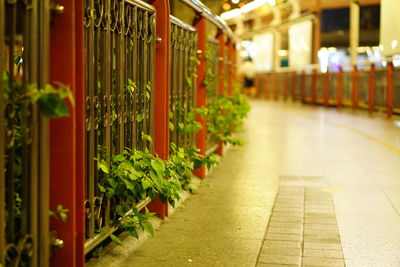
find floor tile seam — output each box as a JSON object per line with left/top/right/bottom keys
{"left": 255, "top": 179, "right": 281, "bottom": 266}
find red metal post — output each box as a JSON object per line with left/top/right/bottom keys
{"left": 50, "top": 1, "right": 84, "bottom": 266}
{"left": 368, "top": 63, "right": 375, "bottom": 113}
{"left": 311, "top": 69, "right": 317, "bottom": 104}
{"left": 387, "top": 61, "right": 394, "bottom": 117}
{"left": 352, "top": 65, "right": 358, "bottom": 109}
{"left": 215, "top": 31, "right": 226, "bottom": 156}
{"left": 323, "top": 70, "right": 329, "bottom": 106}
{"left": 193, "top": 16, "right": 207, "bottom": 179}
{"left": 337, "top": 67, "right": 343, "bottom": 108}
{"left": 147, "top": 0, "right": 171, "bottom": 219}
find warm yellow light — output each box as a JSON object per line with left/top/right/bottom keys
{"left": 223, "top": 2, "right": 231, "bottom": 10}
{"left": 232, "top": 0, "right": 239, "bottom": 3}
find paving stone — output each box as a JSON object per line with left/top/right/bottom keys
{"left": 263, "top": 240, "right": 302, "bottom": 249}
{"left": 257, "top": 264, "right": 299, "bottom": 267}
{"left": 269, "top": 216, "right": 303, "bottom": 223}
{"left": 265, "top": 233, "right": 302, "bottom": 242}
{"left": 273, "top": 206, "right": 304, "bottom": 212}
{"left": 260, "top": 246, "right": 302, "bottom": 256}
{"left": 303, "top": 249, "right": 344, "bottom": 259}
{"left": 304, "top": 223, "right": 339, "bottom": 230}
{"left": 303, "top": 242, "right": 342, "bottom": 251}
{"left": 267, "top": 227, "right": 303, "bottom": 235}
{"left": 271, "top": 212, "right": 303, "bottom": 218}
{"left": 304, "top": 228, "right": 339, "bottom": 237}
{"left": 268, "top": 222, "right": 303, "bottom": 229}
{"left": 304, "top": 218, "right": 337, "bottom": 225}
{"left": 304, "top": 213, "right": 336, "bottom": 219}
{"left": 302, "top": 256, "right": 345, "bottom": 267}
{"left": 303, "top": 235, "right": 341, "bottom": 244}
{"left": 258, "top": 254, "right": 301, "bottom": 265}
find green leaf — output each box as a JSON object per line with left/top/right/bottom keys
{"left": 37, "top": 93, "right": 69, "bottom": 118}
{"left": 113, "top": 154, "right": 125, "bottom": 162}
{"left": 60, "top": 213, "right": 68, "bottom": 223}
{"left": 110, "top": 233, "right": 123, "bottom": 246}
{"left": 129, "top": 228, "right": 139, "bottom": 239}
{"left": 98, "top": 184, "right": 106, "bottom": 193}
{"left": 169, "top": 122, "right": 174, "bottom": 131}
{"left": 48, "top": 211, "right": 56, "bottom": 218}
{"left": 136, "top": 113, "right": 144, "bottom": 122}
{"left": 98, "top": 161, "right": 109, "bottom": 174}
{"left": 141, "top": 221, "right": 155, "bottom": 237}
{"left": 141, "top": 133, "right": 152, "bottom": 143}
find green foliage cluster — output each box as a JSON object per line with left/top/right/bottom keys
{"left": 206, "top": 93, "right": 250, "bottom": 146}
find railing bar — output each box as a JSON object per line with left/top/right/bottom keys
{"left": 125, "top": 0, "right": 155, "bottom": 13}
{"left": 84, "top": 197, "right": 152, "bottom": 254}
{"left": 0, "top": 0, "right": 5, "bottom": 263}
{"left": 170, "top": 15, "right": 196, "bottom": 33}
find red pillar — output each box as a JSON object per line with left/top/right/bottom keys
{"left": 283, "top": 72, "right": 288, "bottom": 101}
{"left": 193, "top": 16, "right": 207, "bottom": 179}
{"left": 49, "top": 0, "right": 84, "bottom": 266}
{"left": 352, "top": 65, "right": 358, "bottom": 109}
{"left": 301, "top": 71, "right": 306, "bottom": 102}
{"left": 215, "top": 32, "right": 226, "bottom": 156}
{"left": 265, "top": 74, "right": 270, "bottom": 99}
{"left": 291, "top": 72, "right": 296, "bottom": 99}
{"left": 147, "top": 0, "right": 171, "bottom": 219}
{"left": 387, "top": 61, "right": 394, "bottom": 117}
{"left": 337, "top": 67, "right": 343, "bottom": 108}
{"left": 368, "top": 63, "right": 375, "bottom": 113}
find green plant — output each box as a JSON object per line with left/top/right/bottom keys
{"left": 49, "top": 204, "right": 69, "bottom": 223}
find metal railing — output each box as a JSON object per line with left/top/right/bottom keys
{"left": 0, "top": 0, "right": 51, "bottom": 266}
{"left": 169, "top": 16, "right": 198, "bottom": 149}
{"left": 256, "top": 61, "right": 400, "bottom": 115}
{"left": 205, "top": 37, "right": 220, "bottom": 151}
{"left": 83, "top": 0, "right": 156, "bottom": 254}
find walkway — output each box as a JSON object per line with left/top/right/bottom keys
{"left": 91, "top": 100, "right": 400, "bottom": 267}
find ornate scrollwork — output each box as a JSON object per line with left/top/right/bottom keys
{"left": 4, "top": 235, "right": 34, "bottom": 267}
{"left": 5, "top": 103, "right": 15, "bottom": 149}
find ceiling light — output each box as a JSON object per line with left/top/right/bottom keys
{"left": 232, "top": 0, "right": 239, "bottom": 3}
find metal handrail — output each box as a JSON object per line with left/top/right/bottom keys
{"left": 179, "top": 0, "right": 236, "bottom": 41}
{"left": 126, "top": 0, "right": 155, "bottom": 12}
{"left": 170, "top": 15, "right": 196, "bottom": 32}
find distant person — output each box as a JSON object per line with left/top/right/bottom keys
{"left": 238, "top": 57, "right": 257, "bottom": 96}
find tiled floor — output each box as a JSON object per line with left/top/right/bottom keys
{"left": 89, "top": 100, "right": 400, "bottom": 267}
{"left": 257, "top": 176, "right": 345, "bottom": 267}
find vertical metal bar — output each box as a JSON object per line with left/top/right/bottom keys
{"left": 131, "top": 6, "right": 138, "bottom": 149}
{"left": 38, "top": 0, "right": 50, "bottom": 265}
{"left": 118, "top": 2, "right": 125, "bottom": 153}
{"left": 148, "top": 13, "right": 156, "bottom": 154}
{"left": 142, "top": 11, "right": 148, "bottom": 150}
{"left": 0, "top": 0, "right": 5, "bottom": 264}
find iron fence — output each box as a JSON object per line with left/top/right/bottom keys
{"left": 357, "top": 69, "right": 369, "bottom": 106}
{"left": 328, "top": 71, "right": 338, "bottom": 102}
{"left": 1, "top": 0, "right": 51, "bottom": 266}
{"left": 374, "top": 68, "right": 387, "bottom": 109}
{"left": 83, "top": 0, "right": 156, "bottom": 254}
{"left": 169, "top": 16, "right": 198, "bottom": 149}
{"left": 205, "top": 37, "right": 220, "bottom": 152}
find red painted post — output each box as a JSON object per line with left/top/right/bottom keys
{"left": 337, "top": 67, "right": 343, "bottom": 108}
{"left": 291, "top": 72, "right": 296, "bottom": 100}
{"left": 193, "top": 16, "right": 207, "bottom": 179}
{"left": 311, "top": 69, "right": 317, "bottom": 104}
{"left": 323, "top": 70, "right": 329, "bottom": 106}
{"left": 352, "top": 65, "right": 358, "bottom": 109}
{"left": 387, "top": 61, "right": 394, "bottom": 117}
{"left": 368, "top": 63, "right": 375, "bottom": 113}
{"left": 215, "top": 31, "right": 226, "bottom": 156}
{"left": 274, "top": 73, "right": 278, "bottom": 100}
{"left": 49, "top": 0, "right": 83, "bottom": 266}
{"left": 146, "top": 0, "right": 170, "bottom": 218}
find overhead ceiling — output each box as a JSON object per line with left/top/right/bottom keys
{"left": 300, "top": 0, "right": 380, "bottom": 11}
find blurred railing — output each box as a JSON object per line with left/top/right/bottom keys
{"left": 83, "top": 0, "right": 156, "bottom": 254}
{"left": 255, "top": 60, "right": 400, "bottom": 116}
{"left": 205, "top": 36, "right": 221, "bottom": 151}
{"left": 169, "top": 16, "right": 198, "bottom": 149}
{"left": 0, "top": 1, "right": 51, "bottom": 266}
